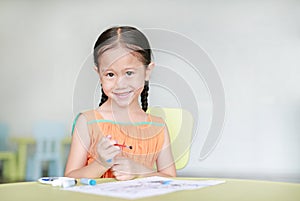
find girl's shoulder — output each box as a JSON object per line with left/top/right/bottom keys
{"left": 78, "top": 109, "right": 103, "bottom": 121}
{"left": 71, "top": 110, "right": 102, "bottom": 129}
{"left": 147, "top": 114, "right": 166, "bottom": 127}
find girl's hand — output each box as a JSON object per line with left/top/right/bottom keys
{"left": 96, "top": 136, "right": 121, "bottom": 168}
{"left": 111, "top": 156, "right": 154, "bottom": 180}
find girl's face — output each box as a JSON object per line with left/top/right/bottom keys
{"left": 96, "top": 48, "right": 153, "bottom": 109}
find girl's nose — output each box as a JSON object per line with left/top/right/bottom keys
{"left": 115, "top": 76, "right": 127, "bottom": 89}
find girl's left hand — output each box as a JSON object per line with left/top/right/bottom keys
{"left": 111, "top": 156, "right": 154, "bottom": 181}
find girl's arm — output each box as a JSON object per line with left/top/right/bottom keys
{"left": 64, "top": 115, "right": 109, "bottom": 178}
{"left": 154, "top": 126, "right": 177, "bottom": 177}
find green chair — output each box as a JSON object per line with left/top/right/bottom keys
{"left": 0, "top": 123, "right": 17, "bottom": 181}
{"left": 147, "top": 107, "right": 194, "bottom": 170}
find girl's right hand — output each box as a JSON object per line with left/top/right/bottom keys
{"left": 96, "top": 135, "right": 121, "bottom": 168}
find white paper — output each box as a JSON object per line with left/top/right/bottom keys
{"left": 63, "top": 176, "right": 225, "bottom": 199}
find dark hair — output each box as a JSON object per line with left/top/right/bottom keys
{"left": 93, "top": 26, "right": 152, "bottom": 112}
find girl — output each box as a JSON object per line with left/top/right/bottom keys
{"left": 65, "top": 26, "right": 176, "bottom": 180}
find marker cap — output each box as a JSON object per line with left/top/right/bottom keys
{"left": 89, "top": 179, "right": 96, "bottom": 185}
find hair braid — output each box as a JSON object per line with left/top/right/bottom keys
{"left": 141, "top": 81, "right": 149, "bottom": 112}
{"left": 99, "top": 86, "right": 108, "bottom": 107}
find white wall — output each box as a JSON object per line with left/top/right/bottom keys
{"left": 0, "top": 0, "right": 299, "bottom": 182}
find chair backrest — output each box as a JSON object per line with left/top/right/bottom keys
{"left": 147, "top": 107, "right": 194, "bottom": 170}
{"left": 0, "top": 123, "right": 9, "bottom": 151}
{"left": 33, "top": 121, "right": 66, "bottom": 158}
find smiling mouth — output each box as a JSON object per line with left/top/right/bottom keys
{"left": 113, "top": 91, "right": 133, "bottom": 99}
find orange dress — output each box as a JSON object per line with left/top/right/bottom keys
{"left": 73, "top": 110, "right": 166, "bottom": 178}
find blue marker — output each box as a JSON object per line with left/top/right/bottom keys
{"left": 38, "top": 177, "right": 77, "bottom": 188}
{"left": 80, "top": 178, "right": 96, "bottom": 186}
{"left": 38, "top": 177, "right": 59, "bottom": 184}
{"left": 162, "top": 180, "right": 172, "bottom": 185}
{"left": 150, "top": 180, "right": 172, "bottom": 185}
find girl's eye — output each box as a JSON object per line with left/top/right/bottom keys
{"left": 126, "top": 71, "right": 134, "bottom": 76}
{"left": 106, "top": 72, "right": 114, "bottom": 77}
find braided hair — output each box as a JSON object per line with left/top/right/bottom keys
{"left": 99, "top": 87, "right": 108, "bottom": 107}
{"left": 140, "top": 81, "right": 149, "bottom": 112}
{"left": 94, "top": 26, "right": 152, "bottom": 111}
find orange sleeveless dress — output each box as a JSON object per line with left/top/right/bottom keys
{"left": 74, "top": 110, "right": 166, "bottom": 178}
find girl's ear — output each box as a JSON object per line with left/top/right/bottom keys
{"left": 94, "top": 66, "right": 99, "bottom": 73}
{"left": 145, "top": 62, "right": 155, "bottom": 81}
{"left": 94, "top": 66, "right": 102, "bottom": 82}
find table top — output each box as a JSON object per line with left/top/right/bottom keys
{"left": 1, "top": 177, "right": 300, "bottom": 201}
